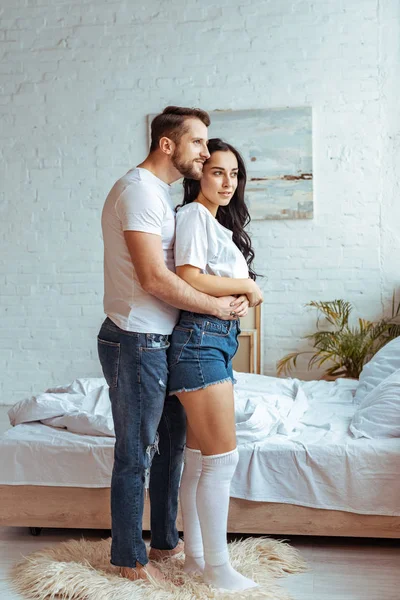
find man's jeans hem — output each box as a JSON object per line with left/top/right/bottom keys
{"left": 110, "top": 554, "right": 149, "bottom": 568}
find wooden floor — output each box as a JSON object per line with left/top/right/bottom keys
{"left": 0, "top": 527, "right": 399, "bottom": 600}
{"left": 0, "top": 408, "right": 399, "bottom": 600}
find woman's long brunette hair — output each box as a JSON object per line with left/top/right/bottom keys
{"left": 179, "top": 138, "right": 259, "bottom": 280}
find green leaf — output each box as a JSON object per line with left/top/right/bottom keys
{"left": 278, "top": 292, "right": 400, "bottom": 379}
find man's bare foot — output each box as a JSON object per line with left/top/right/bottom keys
{"left": 148, "top": 538, "right": 184, "bottom": 562}
{"left": 120, "top": 561, "right": 165, "bottom": 583}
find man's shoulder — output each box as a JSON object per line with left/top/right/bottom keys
{"left": 105, "top": 169, "right": 139, "bottom": 202}
{"left": 108, "top": 170, "right": 167, "bottom": 206}
{"left": 117, "top": 168, "right": 149, "bottom": 195}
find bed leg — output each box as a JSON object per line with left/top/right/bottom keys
{"left": 29, "top": 527, "right": 42, "bottom": 536}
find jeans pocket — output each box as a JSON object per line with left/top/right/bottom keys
{"left": 98, "top": 338, "right": 121, "bottom": 388}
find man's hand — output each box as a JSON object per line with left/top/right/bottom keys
{"left": 213, "top": 295, "right": 250, "bottom": 320}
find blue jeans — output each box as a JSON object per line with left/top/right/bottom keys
{"left": 97, "top": 317, "right": 186, "bottom": 567}
{"left": 168, "top": 311, "right": 240, "bottom": 395}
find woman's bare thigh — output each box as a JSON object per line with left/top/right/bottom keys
{"left": 186, "top": 421, "right": 201, "bottom": 451}
{"left": 176, "top": 381, "right": 236, "bottom": 456}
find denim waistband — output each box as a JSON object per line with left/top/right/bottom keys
{"left": 101, "top": 317, "right": 171, "bottom": 338}
{"left": 179, "top": 311, "right": 239, "bottom": 327}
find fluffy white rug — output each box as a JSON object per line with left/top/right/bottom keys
{"left": 10, "top": 536, "right": 307, "bottom": 600}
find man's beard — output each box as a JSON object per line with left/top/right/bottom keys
{"left": 171, "top": 148, "right": 203, "bottom": 180}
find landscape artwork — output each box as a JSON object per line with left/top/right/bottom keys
{"left": 148, "top": 107, "right": 313, "bottom": 220}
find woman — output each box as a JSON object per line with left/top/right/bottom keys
{"left": 167, "top": 139, "right": 263, "bottom": 592}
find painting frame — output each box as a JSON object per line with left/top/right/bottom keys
{"left": 147, "top": 107, "right": 313, "bottom": 220}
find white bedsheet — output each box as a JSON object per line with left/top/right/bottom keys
{"left": 231, "top": 374, "right": 400, "bottom": 516}
{"left": 1, "top": 373, "right": 399, "bottom": 515}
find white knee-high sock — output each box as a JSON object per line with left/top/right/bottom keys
{"left": 196, "top": 448, "right": 258, "bottom": 591}
{"left": 179, "top": 446, "right": 205, "bottom": 574}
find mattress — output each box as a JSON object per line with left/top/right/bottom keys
{"left": 231, "top": 377, "right": 400, "bottom": 516}
{"left": 1, "top": 373, "right": 399, "bottom": 516}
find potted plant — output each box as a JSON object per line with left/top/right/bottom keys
{"left": 277, "top": 296, "right": 400, "bottom": 380}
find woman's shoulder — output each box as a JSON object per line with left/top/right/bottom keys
{"left": 177, "top": 202, "right": 211, "bottom": 216}
{"left": 176, "top": 202, "right": 215, "bottom": 225}
{"left": 176, "top": 203, "right": 220, "bottom": 249}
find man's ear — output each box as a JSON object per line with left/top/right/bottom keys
{"left": 159, "top": 136, "right": 175, "bottom": 155}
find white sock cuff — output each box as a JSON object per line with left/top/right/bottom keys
{"left": 186, "top": 446, "right": 201, "bottom": 454}
{"left": 202, "top": 447, "right": 239, "bottom": 466}
{"left": 184, "top": 446, "right": 203, "bottom": 463}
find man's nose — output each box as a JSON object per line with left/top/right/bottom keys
{"left": 201, "top": 144, "right": 210, "bottom": 159}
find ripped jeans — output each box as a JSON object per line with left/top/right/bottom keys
{"left": 97, "top": 317, "right": 186, "bottom": 567}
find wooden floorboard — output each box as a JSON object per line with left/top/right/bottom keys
{"left": 0, "top": 527, "right": 399, "bottom": 599}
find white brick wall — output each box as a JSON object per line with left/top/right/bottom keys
{"left": 1, "top": 0, "right": 399, "bottom": 404}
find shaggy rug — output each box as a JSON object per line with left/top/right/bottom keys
{"left": 10, "top": 536, "right": 308, "bottom": 600}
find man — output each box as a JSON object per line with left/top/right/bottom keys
{"left": 98, "top": 106, "right": 248, "bottom": 583}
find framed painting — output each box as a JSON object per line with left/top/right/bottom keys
{"left": 148, "top": 107, "right": 313, "bottom": 220}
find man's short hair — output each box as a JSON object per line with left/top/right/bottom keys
{"left": 150, "top": 106, "right": 210, "bottom": 152}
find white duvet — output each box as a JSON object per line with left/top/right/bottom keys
{"left": 8, "top": 378, "right": 115, "bottom": 437}
{"left": 7, "top": 374, "right": 311, "bottom": 442}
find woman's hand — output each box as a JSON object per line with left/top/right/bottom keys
{"left": 230, "top": 295, "right": 249, "bottom": 318}
{"left": 246, "top": 280, "right": 263, "bottom": 308}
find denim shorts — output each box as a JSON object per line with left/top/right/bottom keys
{"left": 167, "top": 311, "right": 240, "bottom": 395}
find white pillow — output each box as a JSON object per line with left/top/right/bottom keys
{"left": 354, "top": 336, "right": 400, "bottom": 403}
{"left": 350, "top": 368, "right": 400, "bottom": 439}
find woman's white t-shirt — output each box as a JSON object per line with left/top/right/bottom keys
{"left": 174, "top": 202, "right": 249, "bottom": 279}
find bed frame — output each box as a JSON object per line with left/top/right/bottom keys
{"left": 1, "top": 485, "right": 399, "bottom": 538}
{"left": 1, "top": 307, "right": 399, "bottom": 538}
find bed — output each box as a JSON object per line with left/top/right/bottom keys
{"left": 1, "top": 368, "right": 399, "bottom": 538}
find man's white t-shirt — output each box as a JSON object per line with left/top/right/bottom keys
{"left": 101, "top": 167, "right": 180, "bottom": 334}
{"left": 174, "top": 202, "right": 249, "bottom": 279}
